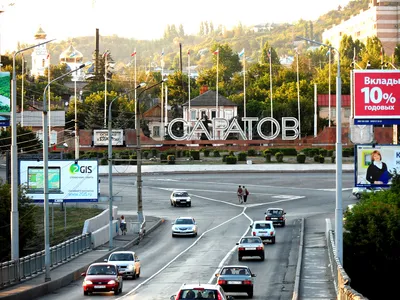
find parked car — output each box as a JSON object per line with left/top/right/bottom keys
{"left": 104, "top": 251, "right": 140, "bottom": 279}
{"left": 170, "top": 190, "right": 192, "bottom": 207}
{"left": 170, "top": 283, "right": 234, "bottom": 300}
{"left": 216, "top": 265, "right": 256, "bottom": 298}
{"left": 352, "top": 186, "right": 385, "bottom": 199}
{"left": 171, "top": 216, "right": 198, "bottom": 237}
{"left": 81, "top": 262, "right": 123, "bottom": 296}
{"left": 250, "top": 220, "right": 275, "bottom": 244}
{"left": 265, "top": 208, "right": 286, "bottom": 227}
{"left": 236, "top": 236, "right": 265, "bottom": 261}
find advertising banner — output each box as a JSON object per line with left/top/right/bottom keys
{"left": 19, "top": 160, "right": 99, "bottom": 203}
{"left": 94, "top": 129, "right": 124, "bottom": 146}
{"left": 354, "top": 70, "right": 400, "bottom": 125}
{"left": 355, "top": 144, "right": 400, "bottom": 187}
{"left": 0, "top": 72, "right": 11, "bottom": 126}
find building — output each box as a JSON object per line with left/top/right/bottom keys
{"left": 322, "top": 0, "right": 400, "bottom": 56}
{"left": 318, "top": 94, "right": 351, "bottom": 125}
{"left": 59, "top": 44, "right": 85, "bottom": 81}
{"left": 142, "top": 103, "right": 173, "bottom": 141}
{"left": 31, "top": 26, "right": 50, "bottom": 77}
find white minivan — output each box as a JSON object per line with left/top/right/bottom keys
{"left": 250, "top": 220, "right": 276, "bottom": 244}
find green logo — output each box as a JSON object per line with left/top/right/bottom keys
{"left": 70, "top": 163, "right": 79, "bottom": 174}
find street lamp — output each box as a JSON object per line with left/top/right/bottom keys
{"left": 136, "top": 79, "right": 166, "bottom": 224}
{"left": 11, "top": 39, "right": 55, "bottom": 261}
{"left": 43, "top": 62, "right": 87, "bottom": 281}
{"left": 296, "top": 36, "right": 343, "bottom": 264}
{"left": 107, "top": 83, "right": 146, "bottom": 250}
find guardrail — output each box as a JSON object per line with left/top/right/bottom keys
{"left": 325, "top": 219, "right": 368, "bottom": 300}
{"left": 0, "top": 233, "right": 91, "bottom": 290}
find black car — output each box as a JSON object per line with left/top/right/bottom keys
{"left": 265, "top": 208, "right": 286, "bottom": 227}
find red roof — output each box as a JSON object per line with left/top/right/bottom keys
{"left": 318, "top": 94, "right": 350, "bottom": 107}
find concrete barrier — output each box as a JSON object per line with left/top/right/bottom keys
{"left": 91, "top": 220, "right": 119, "bottom": 248}
{"left": 82, "top": 206, "right": 118, "bottom": 234}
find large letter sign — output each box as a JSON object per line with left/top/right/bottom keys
{"left": 167, "top": 117, "right": 299, "bottom": 140}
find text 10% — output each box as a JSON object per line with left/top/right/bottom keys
{"left": 361, "top": 87, "right": 397, "bottom": 104}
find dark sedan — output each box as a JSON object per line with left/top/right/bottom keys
{"left": 81, "top": 263, "right": 123, "bottom": 296}
{"left": 216, "top": 265, "right": 256, "bottom": 298}
{"left": 265, "top": 207, "right": 286, "bottom": 227}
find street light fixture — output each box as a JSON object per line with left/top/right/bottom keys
{"left": 11, "top": 39, "right": 55, "bottom": 261}
{"left": 296, "top": 36, "right": 343, "bottom": 264}
{"left": 107, "top": 83, "right": 146, "bottom": 250}
{"left": 136, "top": 79, "right": 166, "bottom": 224}
{"left": 42, "top": 62, "right": 87, "bottom": 281}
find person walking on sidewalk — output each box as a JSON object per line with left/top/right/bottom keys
{"left": 237, "top": 185, "right": 243, "bottom": 203}
{"left": 243, "top": 186, "right": 249, "bottom": 203}
{"left": 120, "top": 215, "right": 127, "bottom": 235}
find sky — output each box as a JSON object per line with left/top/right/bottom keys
{"left": 0, "top": 0, "right": 351, "bottom": 53}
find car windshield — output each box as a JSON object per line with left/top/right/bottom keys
{"left": 174, "top": 192, "right": 188, "bottom": 197}
{"left": 255, "top": 223, "right": 271, "bottom": 229}
{"left": 87, "top": 265, "right": 117, "bottom": 275}
{"left": 109, "top": 253, "right": 134, "bottom": 261}
{"left": 181, "top": 289, "right": 217, "bottom": 299}
{"left": 267, "top": 210, "right": 283, "bottom": 216}
{"left": 175, "top": 218, "right": 194, "bottom": 225}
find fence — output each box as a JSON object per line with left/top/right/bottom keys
{"left": 0, "top": 233, "right": 91, "bottom": 290}
{"left": 325, "top": 219, "right": 368, "bottom": 300}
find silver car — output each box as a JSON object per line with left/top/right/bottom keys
{"left": 352, "top": 186, "right": 385, "bottom": 199}
{"left": 216, "top": 265, "right": 256, "bottom": 298}
{"left": 170, "top": 190, "right": 191, "bottom": 207}
{"left": 236, "top": 236, "right": 265, "bottom": 261}
{"left": 171, "top": 216, "right": 198, "bottom": 237}
{"left": 104, "top": 251, "right": 141, "bottom": 279}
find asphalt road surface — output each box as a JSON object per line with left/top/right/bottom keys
{"left": 26, "top": 172, "right": 355, "bottom": 300}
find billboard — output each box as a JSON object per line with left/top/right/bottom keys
{"left": 93, "top": 129, "right": 124, "bottom": 146}
{"left": 19, "top": 160, "right": 99, "bottom": 203}
{"left": 355, "top": 145, "right": 400, "bottom": 187}
{"left": 354, "top": 70, "right": 400, "bottom": 125}
{"left": 0, "top": 72, "right": 10, "bottom": 126}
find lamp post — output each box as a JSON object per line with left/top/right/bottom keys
{"left": 297, "top": 36, "right": 343, "bottom": 264}
{"left": 136, "top": 80, "right": 166, "bottom": 224}
{"left": 43, "top": 63, "right": 87, "bottom": 281}
{"left": 107, "top": 83, "right": 146, "bottom": 250}
{"left": 104, "top": 50, "right": 109, "bottom": 128}
{"left": 11, "top": 39, "right": 55, "bottom": 261}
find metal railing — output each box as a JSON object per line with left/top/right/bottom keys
{"left": 0, "top": 233, "right": 91, "bottom": 289}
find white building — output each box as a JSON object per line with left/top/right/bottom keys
{"left": 30, "top": 26, "right": 50, "bottom": 77}
{"left": 59, "top": 44, "right": 85, "bottom": 81}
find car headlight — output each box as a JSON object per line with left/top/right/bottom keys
{"left": 187, "top": 198, "right": 191, "bottom": 202}
{"left": 83, "top": 280, "right": 93, "bottom": 285}
{"left": 127, "top": 264, "right": 134, "bottom": 270}
{"left": 108, "top": 280, "right": 116, "bottom": 284}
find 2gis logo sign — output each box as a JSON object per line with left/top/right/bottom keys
{"left": 69, "top": 162, "right": 93, "bottom": 174}
{"left": 354, "top": 70, "right": 400, "bottom": 122}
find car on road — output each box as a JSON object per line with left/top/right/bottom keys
{"left": 81, "top": 262, "right": 123, "bottom": 296}
{"left": 352, "top": 186, "right": 385, "bottom": 199}
{"left": 171, "top": 216, "right": 198, "bottom": 237}
{"left": 250, "top": 220, "right": 275, "bottom": 244}
{"left": 236, "top": 236, "right": 265, "bottom": 261}
{"left": 216, "top": 265, "right": 256, "bottom": 298}
{"left": 104, "top": 251, "right": 140, "bottom": 279}
{"left": 265, "top": 208, "right": 286, "bottom": 227}
{"left": 170, "top": 190, "right": 192, "bottom": 207}
{"left": 170, "top": 283, "right": 234, "bottom": 300}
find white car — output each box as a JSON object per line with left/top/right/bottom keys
{"left": 171, "top": 216, "right": 198, "bottom": 237}
{"left": 170, "top": 190, "right": 191, "bottom": 207}
{"left": 104, "top": 251, "right": 141, "bottom": 279}
{"left": 352, "top": 186, "right": 385, "bottom": 199}
{"left": 170, "top": 283, "right": 234, "bottom": 300}
{"left": 250, "top": 220, "right": 276, "bottom": 244}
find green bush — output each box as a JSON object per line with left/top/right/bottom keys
{"left": 275, "top": 152, "right": 284, "bottom": 162}
{"left": 185, "top": 150, "right": 191, "bottom": 157}
{"left": 327, "top": 150, "right": 334, "bottom": 157}
{"left": 176, "top": 150, "right": 182, "bottom": 158}
{"left": 160, "top": 153, "right": 167, "bottom": 162}
{"left": 265, "top": 153, "right": 272, "bottom": 163}
{"left": 191, "top": 150, "right": 200, "bottom": 160}
{"left": 228, "top": 151, "right": 235, "bottom": 156}
{"left": 204, "top": 149, "right": 210, "bottom": 157}
{"left": 313, "top": 154, "right": 320, "bottom": 162}
{"left": 280, "top": 148, "right": 297, "bottom": 156}
{"left": 129, "top": 154, "right": 137, "bottom": 165}
{"left": 309, "top": 149, "right": 317, "bottom": 157}
{"left": 343, "top": 148, "right": 351, "bottom": 157}
{"left": 238, "top": 152, "right": 247, "bottom": 162}
{"left": 167, "top": 155, "right": 175, "bottom": 165}
{"left": 222, "top": 154, "right": 229, "bottom": 162}
{"left": 247, "top": 149, "right": 257, "bottom": 156}
{"left": 213, "top": 150, "right": 220, "bottom": 157}
{"left": 319, "top": 149, "right": 328, "bottom": 157}
{"left": 331, "top": 156, "right": 336, "bottom": 163}
{"left": 100, "top": 158, "right": 108, "bottom": 165}
{"left": 263, "top": 149, "right": 272, "bottom": 157}
{"left": 297, "top": 153, "right": 306, "bottom": 163}
{"left": 319, "top": 155, "right": 325, "bottom": 163}
{"left": 143, "top": 151, "right": 150, "bottom": 159}
{"left": 226, "top": 156, "right": 237, "bottom": 164}
{"left": 151, "top": 149, "right": 158, "bottom": 157}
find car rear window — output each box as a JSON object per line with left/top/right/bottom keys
{"left": 181, "top": 289, "right": 217, "bottom": 299}
{"left": 255, "top": 223, "right": 271, "bottom": 229}
{"left": 267, "top": 210, "right": 283, "bottom": 215}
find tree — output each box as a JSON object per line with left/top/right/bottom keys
{"left": 0, "top": 125, "right": 42, "bottom": 155}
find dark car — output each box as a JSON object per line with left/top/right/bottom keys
{"left": 81, "top": 263, "right": 123, "bottom": 296}
{"left": 265, "top": 207, "right": 286, "bottom": 227}
{"left": 216, "top": 265, "right": 256, "bottom": 298}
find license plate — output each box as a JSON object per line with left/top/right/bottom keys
{"left": 245, "top": 247, "right": 256, "bottom": 250}
{"left": 272, "top": 218, "right": 278, "bottom": 220}
{"left": 228, "top": 281, "right": 242, "bottom": 284}
{"left": 94, "top": 285, "right": 106, "bottom": 289}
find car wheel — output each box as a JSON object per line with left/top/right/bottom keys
{"left": 173, "top": 201, "right": 177, "bottom": 207}
{"left": 260, "top": 254, "right": 265, "bottom": 261}
{"left": 114, "top": 287, "right": 120, "bottom": 295}
{"left": 356, "top": 194, "right": 361, "bottom": 200}
{"left": 83, "top": 291, "right": 89, "bottom": 296}
{"left": 170, "top": 200, "right": 173, "bottom": 206}
{"left": 248, "top": 288, "right": 254, "bottom": 298}
{"left": 271, "top": 237, "right": 276, "bottom": 244}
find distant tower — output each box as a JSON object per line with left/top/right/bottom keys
{"left": 59, "top": 44, "right": 84, "bottom": 81}
{"left": 31, "top": 26, "right": 50, "bottom": 77}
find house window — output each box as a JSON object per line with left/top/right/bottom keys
{"left": 153, "top": 126, "right": 160, "bottom": 137}
{"left": 211, "top": 110, "right": 216, "bottom": 119}
{"left": 200, "top": 110, "right": 207, "bottom": 120}
{"left": 225, "top": 110, "right": 233, "bottom": 120}
{"left": 190, "top": 110, "right": 196, "bottom": 121}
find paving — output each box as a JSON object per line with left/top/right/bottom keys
{"left": 0, "top": 164, "right": 341, "bottom": 300}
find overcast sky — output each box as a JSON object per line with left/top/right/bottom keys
{"left": 0, "top": 0, "right": 351, "bottom": 53}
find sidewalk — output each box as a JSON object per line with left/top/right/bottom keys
{"left": 0, "top": 216, "right": 164, "bottom": 300}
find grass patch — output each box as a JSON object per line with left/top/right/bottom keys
{"left": 24, "top": 205, "right": 102, "bottom": 254}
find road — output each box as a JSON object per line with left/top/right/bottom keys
{"left": 30, "top": 172, "right": 355, "bottom": 300}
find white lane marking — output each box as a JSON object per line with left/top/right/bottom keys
{"left": 118, "top": 211, "right": 246, "bottom": 299}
